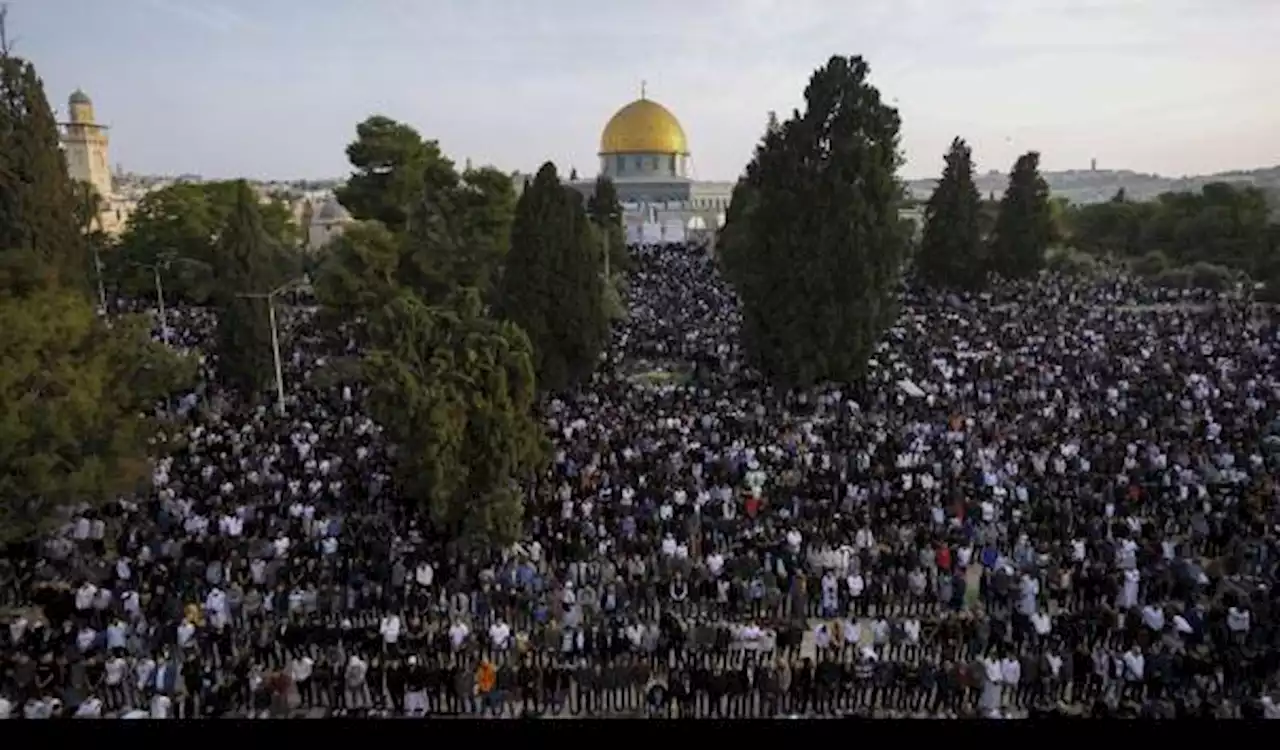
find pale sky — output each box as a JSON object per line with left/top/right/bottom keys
{"left": 12, "top": 0, "right": 1278, "bottom": 181}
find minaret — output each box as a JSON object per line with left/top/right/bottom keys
{"left": 59, "top": 89, "right": 113, "bottom": 199}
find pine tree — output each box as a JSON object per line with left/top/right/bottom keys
{"left": 918, "top": 137, "right": 985, "bottom": 290}
{"left": 720, "top": 55, "right": 905, "bottom": 387}
{"left": 499, "top": 162, "right": 607, "bottom": 391}
{"left": 213, "top": 181, "right": 277, "bottom": 398}
{"left": 989, "top": 151, "right": 1053, "bottom": 279}
{"left": 0, "top": 52, "right": 87, "bottom": 291}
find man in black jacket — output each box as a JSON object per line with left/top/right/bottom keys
{"left": 816, "top": 656, "right": 841, "bottom": 714}
{"left": 404, "top": 656, "right": 428, "bottom": 716}
{"left": 792, "top": 658, "right": 814, "bottom": 715}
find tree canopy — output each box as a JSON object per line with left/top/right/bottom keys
{"left": 0, "top": 289, "right": 194, "bottom": 544}
{"left": 918, "top": 137, "right": 985, "bottom": 290}
{"left": 1064, "top": 182, "right": 1276, "bottom": 281}
{"left": 315, "top": 115, "right": 548, "bottom": 550}
{"left": 335, "top": 115, "right": 453, "bottom": 235}
{"left": 316, "top": 117, "right": 517, "bottom": 316}
{"left": 720, "top": 55, "right": 906, "bottom": 388}
{"left": 111, "top": 180, "right": 302, "bottom": 304}
{"left": 0, "top": 46, "right": 193, "bottom": 545}
{"left": 213, "top": 181, "right": 279, "bottom": 399}
{"left": 0, "top": 54, "right": 86, "bottom": 291}
{"left": 988, "top": 151, "right": 1053, "bottom": 279}
{"left": 363, "top": 290, "right": 545, "bottom": 550}
{"left": 498, "top": 162, "right": 608, "bottom": 392}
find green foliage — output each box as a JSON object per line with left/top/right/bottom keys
{"left": 0, "top": 48, "right": 193, "bottom": 546}
{"left": 112, "top": 181, "right": 301, "bottom": 304}
{"left": 312, "top": 221, "right": 403, "bottom": 327}
{"left": 317, "top": 120, "right": 516, "bottom": 315}
{"left": 720, "top": 55, "right": 906, "bottom": 388}
{"left": 498, "top": 162, "right": 608, "bottom": 392}
{"left": 363, "top": 290, "right": 546, "bottom": 550}
{"left": 0, "top": 272, "right": 196, "bottom": 545}
{"left": 212, "top": 181, "right": 278, "bottom": 398}
{"left": 335, "top": 116, "right": 454, "bottom": 234}
{"left": 918, "top": 137, "right": 985, "bottom": 290}
{"left": 404, "top": 165, "right": 516, "bottom": 301}
{"left": 989, "top": 151, "right": 1053, "bottom": 279}
{"left": 319, "top": 115, "right": 536, "bottom": 550}
{"left": 1150, "top": 262, "right": 1234, "bottom": 292}
{"left": 1066, "top": 182, "right": 1276, "bottom": 282}
{"left": 1131, "top": 249, "right": 1170, "bottom": 277}
{"left": 1044, "top": 246, "right": 1102, "bottom": 278}
{"left": 454, "top": 165, "right": 517, "bottom": 294}
{"left": 587, "top": 175, "right": 629, "bottom": 275}
{"left": 0, "top": 55, "right": 87, "bottom": 291}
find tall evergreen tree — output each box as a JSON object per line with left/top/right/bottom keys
{"left": 720, "top": 55, "right": 906, "bottom": 387}
{"left": 989, "top": 151, "right": 1053, "bottom": 279}
{"left": 498, "top": 162, "right": 607, "bottom": 391}
{"left": 363, "top": 290, "right": 545, "bottom": 550}
{"left": 213, "top": 181, "right": 277, "bottom": 398}
{"left": 0, "top": 37, "right": 194, "bottom": 545}
{"left": 586, "top": 175, "right": 627, "bottom": 276}
{"left": 918, "top": 137, "right": 985, "bottom": 290}
{"left": 0, "top": 51, "right": 86, "bottom": 291}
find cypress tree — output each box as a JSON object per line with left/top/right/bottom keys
{"left": 213, "top": 181, "right": 277, "bottom": 398}
{"left": 499, "top": 162, "right": 606, "bottom": 391}
{"left": 586, "top": 175, "right": 627, "bottom": 276}
{"left": 720, "top": 55, "right": 905, "bottom": 387}
{"left": 918, "top": 137, "right": 985, "bottom": 290}
{"left": 0, "top": 53, "right": 86, "bottom": 291}
{"left": 989, "top": 151, "right": 1053, "bottom": 279}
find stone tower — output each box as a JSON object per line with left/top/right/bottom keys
{"left": 60, "top": 89, "right": 113, "bottom": 199}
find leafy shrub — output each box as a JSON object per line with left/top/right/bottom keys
{"left": 1151, "top": 267, "right": 1192, "bottom": 289}
{"left": 1187, "top": 262, "right": 1233, "bottom": 291}
{"left": 1131, "top": 250, "right": 1169, "bottom": 278}
{"left": 1045, "top": 246, "right": 1101, "bottom": 277}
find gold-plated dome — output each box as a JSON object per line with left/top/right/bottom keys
{"left": 599, "top": 98, "right": 689, "bottom": 155}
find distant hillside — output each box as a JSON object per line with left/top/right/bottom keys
{"left": 906, "top": 165, "right": 1280, "bottom": 205}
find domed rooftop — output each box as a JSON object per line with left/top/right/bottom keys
{"left": 600, "top": 97, "right": 689, "bottom": 156}
{"left": 69, "top": 89, "right": 91, "bottom": 105}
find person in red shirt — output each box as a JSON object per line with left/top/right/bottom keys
{"left": 936, "top": 544, "right": 952, "bottom": 573}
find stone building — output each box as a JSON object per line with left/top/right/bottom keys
{"left": 520, "top": 89, "right": 734, "bottom": 244}
{"left": 303, "top": 195, "right": 353, "bottom": 252}
{"left": 59, "top": 89, "right": 134, "bottom": 235}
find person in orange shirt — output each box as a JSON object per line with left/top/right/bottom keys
{"left": 476, "top": 659, "right": 498, "bottom": 713}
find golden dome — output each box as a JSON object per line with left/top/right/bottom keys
{"left": 599, "top": 98, "right": 689, "bottom": 155}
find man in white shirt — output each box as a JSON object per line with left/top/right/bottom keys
{"left": 291, "top": 654, "right": 315, "bottom": 708}
{"left": 380, "top": 613, "right": 402, "bottom": 648}
{"left": 345, "top": 654, "right": 370, "bottom": 711}
{"left": 488, "top": 618, "right": 512, "bottom": 653}
{"left": 1121, "top": 645, "right": 1145, "bottom": 702}
{"left": 449, "top": 620, "right": 470, "bottom": 651}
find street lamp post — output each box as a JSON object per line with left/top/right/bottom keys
{"left": 237, "top": 277, "right": 306, "bottom": 418}
{"left": 153, "top": 265, "right": 167, "bottom": 343}
{"left": 128, "top": 255, "right": 181, "bottom": 345}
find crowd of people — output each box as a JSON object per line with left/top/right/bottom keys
{"left": 1, "top": 241, "right": 1279, "bottom": 719}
